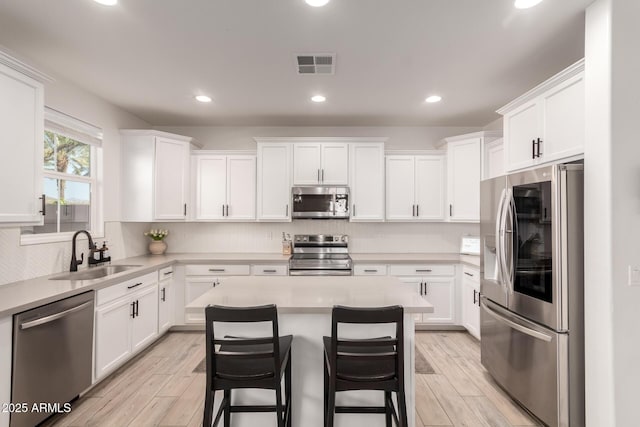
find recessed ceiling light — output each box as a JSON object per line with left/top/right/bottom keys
{"left": 514, "top": 0, "right": 543, "bottom": 9}
{"left": 94, "top": 0, "right": 118, "bottom": 5}
{"left": 195, "top": 95, "right": 212, "bottom": 103}
{"left": 305, "top": 0, "right": 330, "bottom": 7}
{"left": 425, "top": 95, "right": 442, "bottom": 103}
{"left": 311, "top": 95, "right": 326, "bottom": 103}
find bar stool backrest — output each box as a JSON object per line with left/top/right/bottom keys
{"left": 330, "top": 305, "right": 404, "bottom": 384}
{"left": 205, "top": 304, "right": 281, "bottom": 383}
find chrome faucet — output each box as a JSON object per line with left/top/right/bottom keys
{"left": 70, "top": 230, "right": 96, "bottom": 272}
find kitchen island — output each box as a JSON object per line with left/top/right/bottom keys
{"left": 187, "top": 275, "right": 433, "bottom": 427}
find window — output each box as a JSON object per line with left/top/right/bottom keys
{"left": 21, "top": 108, "right": 103, "bottom": 243}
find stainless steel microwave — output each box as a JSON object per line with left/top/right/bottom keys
{"left": 291, "top": 186, "right": 349, "bottom": 219}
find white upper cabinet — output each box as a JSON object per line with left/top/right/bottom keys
{"left": 0, "top": 54, "right": 46, "bottom": 225}
{"left": 154, "top": 137, "right": 190, "bottom": 220}
{"left": 256, "top": 142, "right": 292, "bottom": 221}
{"left": 293, "top": 142, "right": 348, "bottom": 185}
{"left": 193, "top": 153, "right": 256, "bottom": 221}
{"left": 483, "top": 138, "right": 504, "bottom": 180}
{"left": 386, "top": 154, "right": 445, "bottom": 221}
{"left": 447, "top": 137, "right": 481, "bottom": 222}
{"left": 349, "top": 143, "right": 385, "bottom": 221}
{"left": 121, "top": 130, "right": 194, "bottom": 222}
{"left": 499, "top": 59, "right": 585, "bottom": 172}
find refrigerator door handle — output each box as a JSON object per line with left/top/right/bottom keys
{"left": 499, "top": 188, "right": 513, "bottom": 293}
{"left": 495, "top": 188, "right": 507, "bottom": 285}
{"left": 481, "top": 299, "right": 553, "bottom": 342}
{"left": 502, "top": 190, "right": 515, "bottom": 293}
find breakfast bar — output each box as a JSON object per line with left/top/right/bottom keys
{"left": 187, "top": 275, "right": 433, "bottom": 427}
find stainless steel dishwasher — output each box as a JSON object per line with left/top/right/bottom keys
{"left": 11, "top": 291, "right": 94, "bottom": 427}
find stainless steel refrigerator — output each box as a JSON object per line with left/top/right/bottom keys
{"left": 480, "top": 163, "right": 584, "bottom": 427}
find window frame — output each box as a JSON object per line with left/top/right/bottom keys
{"left": 20, "top": 110, "right": 103, "bottom": 245}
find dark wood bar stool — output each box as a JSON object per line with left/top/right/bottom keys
{"left": 323, "top": 305, "right": 408, "bottom": 427}
{"left": 203, "top": 304, "right": 292, "bottom": 427}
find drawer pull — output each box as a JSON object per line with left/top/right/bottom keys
{"left": 127, "top": 282, "right": 143, "bottom": 289}
{"left": 208, "top": 269, "right": 226, "bottom": 272}
{"left": 263, "top": 269, "right": 277, "bottom": 273}
{"left": 364, "top": 269, "right": 378, "bottom": 273}
{"left": 163, "top": 271, "right": 172, "bottom": 276}
{"left": 415, "top": 269, "right": 432, "bottom": 273}
{"left": 464, "top": 272, "right": 474, "bottom": 277}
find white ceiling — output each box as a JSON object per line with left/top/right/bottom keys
{"left": 0, "top": 0, "right": 591, "bottom": 127}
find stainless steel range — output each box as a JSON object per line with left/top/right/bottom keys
{"left": 288, "top": 234, "right": 352, "bottom": 276}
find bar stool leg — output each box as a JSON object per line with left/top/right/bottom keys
{"left": 203, "top": 388, "right": 214, "bottom": 427}
{"left": 384, "top": 391, "right": 392, "bottom": 427}
{"left": 326, "top": 378, "right": 336, "bottom": 427}
{"left": 397, "top": 389, "right": 408, "bottom": 427}
{"left": 223, "top": 390, "right": 231, "bottom": 427}
{"left": 285, "top": 358, "right": 292, "bottom": 427}
{"left": 275, "top": 383, "right": 285, "bottom": 427}
{"left": 323, "top": 357, "right": 328, "bottom": 427}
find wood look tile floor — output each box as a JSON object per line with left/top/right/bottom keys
{"left": 43, "top": 331, "right": 540, "bottom": 427}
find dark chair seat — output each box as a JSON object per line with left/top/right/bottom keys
{"left": 217, "top": 335, "right": 292, "bottom": 381}
{"left": 322, "top": 336, "right": 396, "bottom": 382}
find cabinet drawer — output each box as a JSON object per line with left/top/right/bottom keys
{"left": 462, "top": 266, "right": 480, "bottom": 283}
{"left": 388, "top": 264, "right": 455, "bottom": 277}
{"left": 185, "top": 264, "right": 250, "bottom": 276}
{"left": 251, "top": 265, "right": 288, "bottom": 276}
{"left": 353, "top": 264, "right": 387, "bottom": 276}
{"left": 158, "top": 266, "right": 173, "bottom": 281}
{"left": 97, "top": 271, "right": 157, "bottom": 306}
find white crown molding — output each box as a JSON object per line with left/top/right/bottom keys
{"left": 120, "top": 129, "right": 203, "bottom": 148}
{"left": 191, "top": 150, "right": 257, "bottom": 156}
{"left": 0, "top": 49, "right": 54, "bottom": 83}
{"left": 384, "top": 149, "right": 446, "bottom": 156}
{"left": 496, "top": 58, "right": 585, "bottom": 115}
{"left": 435, "top": 130, "right": 503, "bottom": 148}
{"left": 253, "top": 137, "right": 388, "bottom": 144}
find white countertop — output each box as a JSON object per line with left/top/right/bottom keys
{"left": 186, "top": 275, "right": 434, "bottom": 314}
{"left": 0, "top": 252, "right": 478, "bottom": 318}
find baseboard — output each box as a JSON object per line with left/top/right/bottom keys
{"left": 415, "top": 324, "right": 466, "bottom": 331}
{"left": 170, "top": 324, "right": 205, "bottom": 332}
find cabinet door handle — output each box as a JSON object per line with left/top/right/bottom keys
{"left": 285, "top": 204, "right": 289, "bottom": 216}
{"left": 415, "top": 269, "right": 432, "bottom": 273}
{"left": 353, "top": 204, "right": 356, "bottom": 217}
{"left": 473, "top": 289, "right": 477, "bottom": 304}
{"left": 364, "top": 269, "right": 378, "bottom": 273}
{"left": 416, "top": 204, "right": 419, "bottom": 217}
{"left": 317, "top": 169, "right": 320, "bottom": 182}
{"left": 532, "top": 139, "right": 536, "bottom": 159}
{"left": 134, "top": 300, "right": 139, "bottom": 317}
{"left": 184, "top": 203, "right": 187, "bottom": 216}
{"left": 226, "top": 205, "right": 229, "bottom": 217}
{"left": 449, "top": 204, "right": 453, "bottom": 217}
{"left": 464, "top": 272, "right": 473, "bottom": 277}
{"left": 161, "top": 287, "right": 166, "bottom": 302}
{"left": 263, "top": 269, "right": 277, "bottom": 273}
{"left": 39, "top": 194, "right": 46, "bottom": 216}
{"left": 412, "top": 205, "right": 415, "bottom": 217}
{"left": 222, "top": 204, "right": 225, "bottom": 216}
{"left": 321, "top": 169, "right": 324, "bottom": 182}
{"left": 208, "top": 268, "right": 226, "bottom": 272}
{"left": 536, "top": 138, "right": 542, "bottom": 158}
{"left": 131, "top": 301, "right": 136, "bottom": 318}
{"left": 127, "top": 282, "right": 143, "bottom": 290}
{"left": 424, "top": 282, "right": 428, "bottom": 295}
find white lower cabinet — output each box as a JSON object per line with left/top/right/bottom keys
{"left": 158, "top": 267, "right": 174, "bottom": 334}
{"left": 184, "top": 264, "right": 250, "bottom": 324}
{"left": 461, "top": 266, "right": 481, "bottom": 340}
{"left": 1, "top": 317, "right": 11, "bottom": 427}
{"left": 94, "top": 273, "right": 159, "bottom": 380}
{"left": 389, "top": 264, "right": 456, "bottom": 325}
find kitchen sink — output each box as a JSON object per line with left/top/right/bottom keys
{"left": 50, "top": 265, "right": 142, "bottom": 281}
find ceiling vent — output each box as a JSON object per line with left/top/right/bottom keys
{"left": 295, "top": 54, "right": 336, "bottom": 74}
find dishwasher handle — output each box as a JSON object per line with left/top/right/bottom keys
{"left": 20, "top": 301, "right": 94, "bottom": 330}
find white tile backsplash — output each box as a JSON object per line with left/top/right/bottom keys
{"left": 152, "top": 221, "right": 479, "bottom": 254}
{"left": 0, "top": 222, "right": 150, "bottom": 286}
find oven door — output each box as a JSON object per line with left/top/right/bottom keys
{"left": 481, "top": 297, "right": 566, "bottom": 427}
{"left": 504, "top": 166, "right": 561, "bottom": 331}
